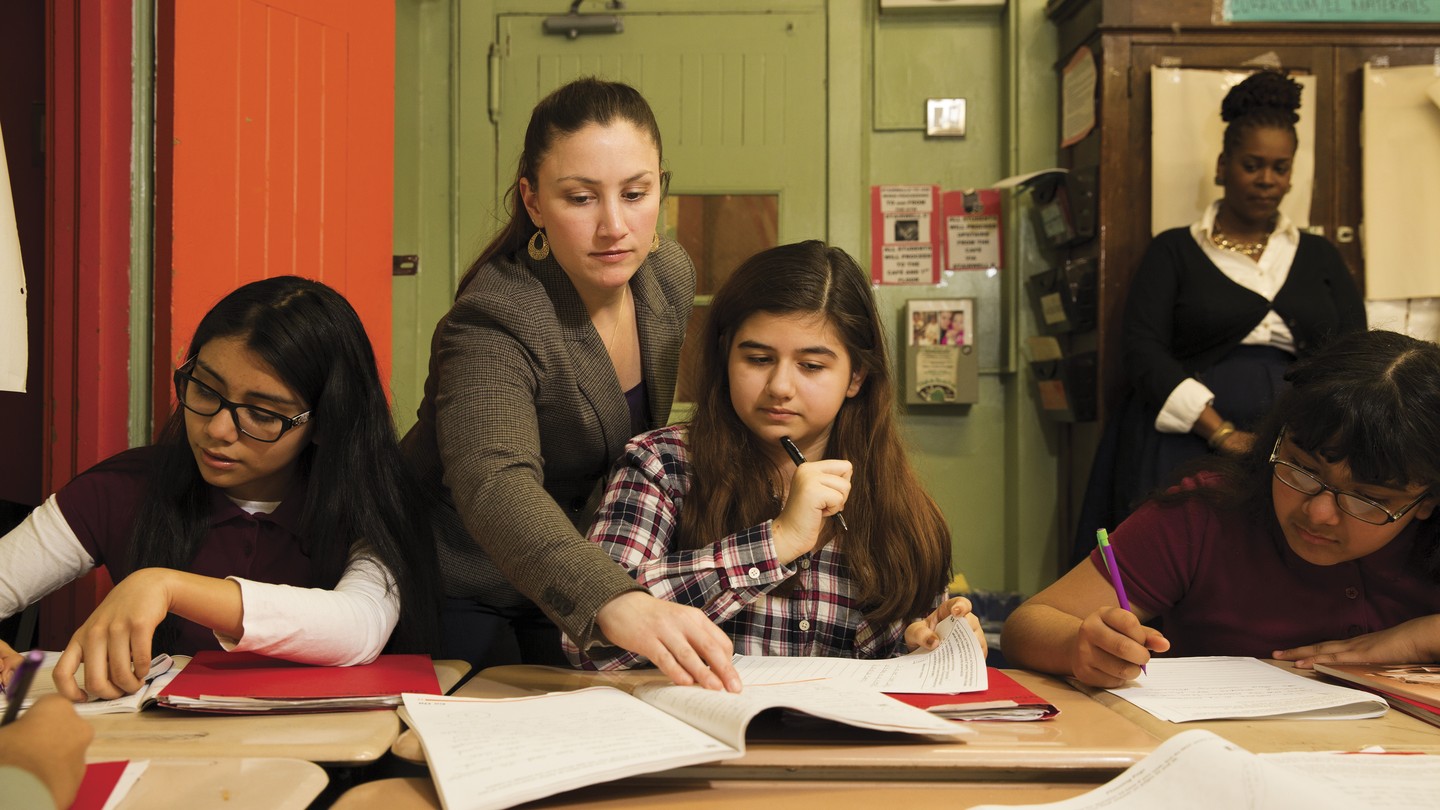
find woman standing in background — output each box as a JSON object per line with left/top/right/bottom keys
{"left": 1083, "top": 70, "right": 1366, "bottom": 551}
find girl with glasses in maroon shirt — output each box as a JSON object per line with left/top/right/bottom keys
{"left": 1004, "top": 329, "right": 1440, "bottom": 688}
{"left": 0, "top": 277, "right": 439, "bottom": 701}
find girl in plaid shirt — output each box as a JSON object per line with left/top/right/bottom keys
{"left": 567, "top": 241, "right": 985, "bottom": 669}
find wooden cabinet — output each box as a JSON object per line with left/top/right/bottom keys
{"left": 1043, "top": 0, "right": 1440, "bottom": 548}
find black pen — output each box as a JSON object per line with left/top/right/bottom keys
{"left": 1, "top": 650, "right": 45, "bottom": 726}
{"left": 779, "top": 436, "right": 848, "bottom": 531}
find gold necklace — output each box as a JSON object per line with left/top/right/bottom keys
{"left": 1211, "top": 221, "right": 1269, "bottom": 258}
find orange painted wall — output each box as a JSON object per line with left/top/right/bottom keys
{"left": 154, "top": 0, "right": 395, "bottom": 430}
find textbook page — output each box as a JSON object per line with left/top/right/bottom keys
{"left": 970, "top": 730, "right": 1355, "bottom": 810}
{"left": 5, "top": 653, "right": 178, "bottom": 716}
{"left": 970, "top": 730, "right": 1440, "bottom": 810}
{"left": 1259, "top": 750, "right": 1440, "bottom": 810}
{"left": 1101, "top": 657, "right": 1387, "bottom": 722}
{"left": 633, "top": 676, "right": 971, "bottom": 751}
{"left": 404, "top": 678, "right": 971, "bottom": 810}
{"left": 403, "top": 688, "right": 739, "bottom": 810}
{"left": 731, "top": 615, "right": 987, "bottom": 694}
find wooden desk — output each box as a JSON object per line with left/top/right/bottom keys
{"left": 333, "top": 776, "right": 1098, "bottom": 810}
{"left": 85, "top": 659, "right": 469, "bottom": 766}
{"left": 1079, "top": 660, "right": 1440, "bottom": 754}
{"left": 107, "top": 757, "right": 327, "bottom": 809}
{"left": 392, "top": 665, "right": 1159, "bottom": 782}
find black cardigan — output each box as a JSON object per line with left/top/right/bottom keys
{"left": 1123, "top": 228, "right": 1366, "bottom": 410}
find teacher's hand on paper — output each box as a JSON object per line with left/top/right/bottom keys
{"left": 595, "top": 591, "right": 742, "bottom": 693}
{"left": 1073, "top": 606, "right": 1170, "bottom": 688}
{"left": 771, "top": 459, "right": 852, "bottom": 565}
{"left": 1274, "top": 614, "right": 1440, "bottom": 669}
{"left": 0, "top": 694, "right": 93, "bottom": 808}
{"left": 905, "top": 596, "right": 986, "bottom": 654}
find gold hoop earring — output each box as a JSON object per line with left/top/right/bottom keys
{"left": 527, "top": 229, "right": 550, "bottom": 261}
{"left": 651, "top": 232, "right": 661, "bottom": 251}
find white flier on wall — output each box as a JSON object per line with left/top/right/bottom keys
{"left": 0, "top": 120, "right": 26, "bottom": 393}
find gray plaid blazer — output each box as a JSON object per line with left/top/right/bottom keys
{"left": 401, "top": 239, "right": 695, "bottom": 649}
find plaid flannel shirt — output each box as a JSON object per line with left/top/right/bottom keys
{"left": 564, "top": 425, "right": 944, "bottom": 669}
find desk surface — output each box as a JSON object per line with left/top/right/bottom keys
{"left": 1079, "top": 661, "right": 1440, "bottom": 755}
{"left": 85, "top": 658, "right": 469, "bottom": 765}
{"left": 333, "top": 776, "right": 1098, "bottom": 810}
{"left": 422, "top": 665, "right": 1160, "bottom": 780}
{"left": 109, "top": 757, "right": 327, "bottom": 810}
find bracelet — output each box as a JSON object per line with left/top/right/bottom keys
{"left": 1208, "top": 420, "right": 1236, "bottom": 450}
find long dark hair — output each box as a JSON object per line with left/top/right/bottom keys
{"left": 129, "top": 276, "right": 442, "bottom": 652}
{"left": 682, "top": 241, "right": 952, "bottom": 628}
{"left": 1160, "top": 330, "right": 1440, "bottom": 580}
{"left": 459, "top": 77, "right": 666, "bottom": 294}
{"left": 1221, "top": 69, "right": 1302, "bottom": 155}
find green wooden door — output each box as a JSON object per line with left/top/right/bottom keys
{"left": 392, "top": 5, "right": 828, "bottom": 430}
{"left": 493, "top": 9, "right": 826, "bottom": 241}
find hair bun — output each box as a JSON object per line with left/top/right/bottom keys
{"left": 1221, "top": 70, "right": 1302, "bottom": 125}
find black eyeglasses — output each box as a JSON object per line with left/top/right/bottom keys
{"left": 1268, "top": 432, "right": 1430, "bottom": 526}
{"left": 174, "top": 363, "right": 312, "bottom": 443}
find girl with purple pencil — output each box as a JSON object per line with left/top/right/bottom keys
{"left": 1003, "top": 329, "right": 1440, "bottom": 688}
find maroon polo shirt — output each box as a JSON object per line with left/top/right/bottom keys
{"left": 1093, "top": 473, "right": 1440, "bottom": 659}
{"left": 54, "top": 446, "right": 317, "bottom": 655}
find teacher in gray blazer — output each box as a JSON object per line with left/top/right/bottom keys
{"left": 402, "top": 78, "right": 739, "bottom": 692}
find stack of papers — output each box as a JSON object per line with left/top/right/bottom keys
{"left": 155, "top": 651, "right": 440, "bottom": 713}
{"left": 1100, "top": 657, "right": 1388, "bottom": 722}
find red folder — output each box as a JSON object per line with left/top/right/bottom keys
{"left": 155, "top": 651, "right": 440, "bottom": 713}
{"left": 70, "top": 761, "right": 129, "bottom": 810}
{"left": 886, "top": 668, "right": 1059, "bottom": 721}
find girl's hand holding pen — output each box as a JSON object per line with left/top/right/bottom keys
{"left": 771, "top": 458, "right": 851, "bottom": 565}
{"left": 1072, "top": 606, "right": 1170, "bottom": 688}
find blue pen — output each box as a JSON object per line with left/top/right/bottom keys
{"left": 1096, "top": 529, "right": 1146, "bottom": 676}
{"left": 1, "top": 650, "right": 45, "bottom": 726}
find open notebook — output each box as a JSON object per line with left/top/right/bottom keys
{"left": 0, "top": 652, "right": 179, "bottom": 716}
{"left": 404, "top": 677, "right": 971, "bottom": 810}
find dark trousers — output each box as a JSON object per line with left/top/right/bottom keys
{"left": 439, "top": 596, "right": 568, "bottom": 671}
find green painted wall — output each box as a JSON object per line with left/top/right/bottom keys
{"left": 393, "top": 0, "right": 1064, "bottom": 597}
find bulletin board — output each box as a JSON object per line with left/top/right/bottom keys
{"left": 1362, "top": 63, "right": 1440, "bottom": 300}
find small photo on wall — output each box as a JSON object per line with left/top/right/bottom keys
{"left": 907, "top": 299, "right": 973, "bottom": 348}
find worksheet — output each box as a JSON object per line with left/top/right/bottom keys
{"left": 1100, "top": 657, "right": 1386, "bottom": 722}
{"left": 971, "top": 729, "right": 1440, "bottom": 810}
